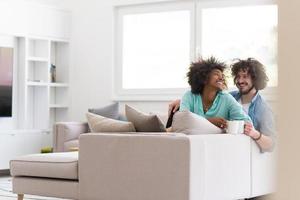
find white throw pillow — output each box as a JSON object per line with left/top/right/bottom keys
{"left": 172, "top": 111, "right": 222, "bottom": 135}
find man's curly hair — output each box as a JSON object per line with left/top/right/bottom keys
{"left": 231, "top": 58, "right": 269, "bottom": 90}
{"left": 187, "top": 56, "right": 227, "bottom": 94}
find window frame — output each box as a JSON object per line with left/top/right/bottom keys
{"left": 113, "top": 0, "right": 277, "bottom": 101}
{"left": 113, "top": 1, "right": 196, "bottom": 101}
{"left": 196, "top": 0, "right": 278, "bottom": 100}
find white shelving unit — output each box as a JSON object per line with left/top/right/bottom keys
{"left": 0, "top": 3, "right": 71, "bottom": 170}
{"left": 18, "top": 37, "right": 70, "bottom": 131}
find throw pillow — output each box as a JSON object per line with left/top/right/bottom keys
{"left": 172, "top": 111, "right": 222, "bottom": 135}
{"left": 88, "top": 102, "right": 120, "bottom": 120}
{"left": 125, "top": 105, "right": 166, "bottom": 132}
{"left": 86, "top": 112, "right": 135, "bottom": 133}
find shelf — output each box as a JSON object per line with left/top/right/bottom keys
{"left": 27, "top": 56, "right": 49, "bottom": 62}
{"left": 26, "top": 81, "right": 48, "bottom": 86}
{"left": 49, "top": 83, "right": 69, "bottom": 87}
{"left": 20, "top": 37, "right": 69, "bottom": 130}
{"left": 49, "top": 104, "right": 68, "bottom": 108}
{"left": 26, "top": 82, "right": 69, "bottom": 87}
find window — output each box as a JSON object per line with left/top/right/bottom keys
{"left": 114, "top": 2, "right": 195, "bottom": 98}
{"left": 122, "top": 11, "right": 191, "bottom": 89}
{"left": 200, "top": 4, "right": 278, "bottom": 87}
{"left": 114, "top": 1, "right": 277, "bottom": 99}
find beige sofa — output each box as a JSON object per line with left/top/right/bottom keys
{"left": 10, "top": 122, "right": 276, "bottom": 200}
{"left": 53, "top": 122, "right": 89, "bottom": 152}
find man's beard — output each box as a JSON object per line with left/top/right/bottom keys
{"left": 240, "top": 84, "right": 255, "bottom": 95}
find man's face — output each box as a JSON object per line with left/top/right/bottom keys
{"left": 235, "top": 69, "right": 254, "bottom": 94}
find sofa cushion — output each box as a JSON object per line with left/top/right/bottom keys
{"left": 88, "top": 102, "right": 120, "bottom": 120}
{"left": 86, "top": 112, "right": 136, "bottom": 133}
{"left": 10, "top": 152, "right": 78, "bottom": 180}
{"left": 172, "top": 110, "right": 222, "bottom": 135}
{"left": 125, "top": 105, "right": 166, "bottom": 132}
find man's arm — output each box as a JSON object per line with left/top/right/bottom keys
{"left": 244, "top": 104, "right": 276, "bottom": 152}
{"left": 244, "top": 122, "right": 274, "bottom": 152}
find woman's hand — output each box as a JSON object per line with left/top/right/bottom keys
{"left": 168, "top": 99, "right": 181, "bottom": 116}
{"left": 207, "top": 117, "right": 227, "bottom": 129}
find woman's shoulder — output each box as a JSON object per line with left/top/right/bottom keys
{"left": 182, "top": 90, "right": 200, "bottom": 101}
{"left": 183, "top": 90, "right": 197, "bottom": 97}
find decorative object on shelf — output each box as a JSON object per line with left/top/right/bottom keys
{"left": 41, "top": 146, "right": 53, "bottom": 153}
{"left": 50, "top": 64, "right": 56, "bottom": 82}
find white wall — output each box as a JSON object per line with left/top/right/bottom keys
{"left": 66, "top": 0, "right": 172, "bottom": 121}
{"left": 0, "top": 0, "right": 70, "bottom": 8}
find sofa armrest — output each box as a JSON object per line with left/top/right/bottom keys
{"left": 53, "top": 122, "right": 89, "bottom": 152}
{"left": 79, "top": 133, "right": 252, "bottom": 200}
{"left": 188, "top": 134, "right": 251, "bottom": 200}
{"left": 250, "top": 140, "right": 277, "bottom": 197}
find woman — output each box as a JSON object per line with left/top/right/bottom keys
{"left": 180, "top": 57, "right": 251, "bottom": 129}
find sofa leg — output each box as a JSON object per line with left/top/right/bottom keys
{"left": 18, "top": 194, "right": 24, "bottom": 200}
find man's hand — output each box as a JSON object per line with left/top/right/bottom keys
{"left": 244, "top": 122, "right": 260, "bottom": 139}
{"left": 207, "top": 117, "right": 227, "bottom": 129}
{"left": 168, "top": 99, "right": 181, "bottom": 116}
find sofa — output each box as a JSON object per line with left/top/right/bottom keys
{"left": 10, "top": 122, "right": 276, "bottom": 200}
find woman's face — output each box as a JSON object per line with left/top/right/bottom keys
{"left": 206, "top": 69, "right": 225, "bottom": 90}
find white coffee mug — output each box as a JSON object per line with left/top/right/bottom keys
{"left": 227, "top": 120, "right": 245, "bottom": 134}
{"left": 237, "top": 120, "right": 245, "bottom": 134}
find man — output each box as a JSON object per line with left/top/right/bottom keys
{"left": 169, "top": 58, "right": 275, "bottom": 152}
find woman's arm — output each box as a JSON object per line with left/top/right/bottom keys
{"left": 168, "top": 99, "right": 180, "bottom": 116}
{"left": 179, "top": 91, "right": 193, "bottom": 112}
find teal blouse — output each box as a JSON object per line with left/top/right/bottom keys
{"left": 180, "top": 90, "right": 251, "bottom": 121}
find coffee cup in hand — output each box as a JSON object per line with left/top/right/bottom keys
{"left": 227, "top": 120, "right": 245, "bottom": 134}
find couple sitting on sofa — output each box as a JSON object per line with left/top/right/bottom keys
{"left": 169, "top": 56, "right": 275, "bottom": 152}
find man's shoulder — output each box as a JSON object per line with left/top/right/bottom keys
{"left": 254, "top": 93, "right": 268, "bottom": 106}
{"left": 254, "top": 93, "right": 273, "bottom": 113}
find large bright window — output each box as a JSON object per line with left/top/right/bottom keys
{"left": 122, "top": 11, "right": 191, "bottom": 89}
{"left": 201, "top": 5, "right": 278, "bottom": 87}
{"left": 114, "top": 1, "right": 277, "bottom": 99}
